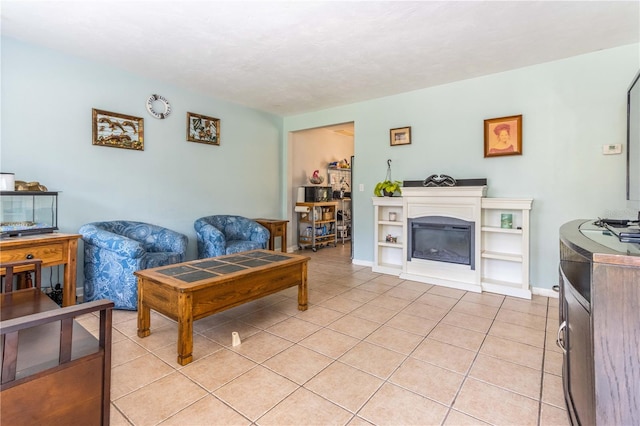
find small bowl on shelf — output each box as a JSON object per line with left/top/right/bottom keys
{"left": 309, "top": 176, "right": 324, "bottom": 185}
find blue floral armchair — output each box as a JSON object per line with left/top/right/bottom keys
{"left": 79, "top": 221, "right": 188, "bottom": 310}
{"left": 194, "top": 215, "right": 269, "bottom": 259}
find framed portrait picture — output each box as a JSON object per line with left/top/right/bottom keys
{"left": 92, "top": 109, "right": 144, "bottom": 151}
{"left": 390, "top": 126, "right": 411, "bottom": 146}
{"left": 484, "top": 115, "right": 522, "bottom": 157}
{"left": 187, "top": 112, "right": 220, "bottom": 145}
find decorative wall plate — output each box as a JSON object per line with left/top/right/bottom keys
{"left": 146, "top": 94, "right": 172, "bottom": 119}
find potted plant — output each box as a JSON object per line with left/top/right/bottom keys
{"left": 373, "top": 159, "right": 402, "bottom": 197}
{"left": 374, "top": 180, "right": 403, "bottom": 197}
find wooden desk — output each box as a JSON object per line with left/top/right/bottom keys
{"left": 0, "top": 233, "right": 80, "bottom": 306}
{"left": 136, "top": 250, "right": 308, "bottom": 365}
{"left": 254, "top": 218, "right": 288, "bottom": 253}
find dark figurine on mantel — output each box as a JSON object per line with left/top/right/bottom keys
{"left": 422, "top": 174, "right": 456, "bottom": 187}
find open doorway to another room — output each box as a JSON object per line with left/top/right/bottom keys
{"left": 289, "top": 122, "right": 354, "bottom": 257}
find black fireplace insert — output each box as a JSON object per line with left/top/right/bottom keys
{"left": 408, "top": 216, "right": 475, "bottom": 269}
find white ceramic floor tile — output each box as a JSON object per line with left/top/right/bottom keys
{"left": 105, "top": 243, "right": 558, "bottom": 426}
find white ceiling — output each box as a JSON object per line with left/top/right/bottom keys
{"left": 2, "top": 1, "right": 639, "bottom": 116}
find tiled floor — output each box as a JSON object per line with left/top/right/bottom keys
{"left": 78, "top": 243, "right": 570, "bottom": 425}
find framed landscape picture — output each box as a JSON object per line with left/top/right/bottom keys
{"left": 187, "top": 112, "right": 220, "bottom": 145}
{"left": 92, "top": 109, "right": 144, "bottom": 151}
{"left": 390, "top": 126, "right": 411, "bottom": 146}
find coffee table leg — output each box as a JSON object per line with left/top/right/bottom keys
{"left": 177, "top": 292, "right": 194, "bottom": 365}
{"left": 298, "top": 262, "right": 308, "bottom": 311}
{"left": 137, "top": 278, "right": 151, "bottom": 338}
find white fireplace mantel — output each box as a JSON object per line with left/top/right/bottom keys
{"left": 371, "top": 186, "right": 533, "bottom": 299}
{"left": 402, "top": 186, "right": 487, "bottom": 199}
{"left": 401, "top": 186, "right": 486, "bottom": 292}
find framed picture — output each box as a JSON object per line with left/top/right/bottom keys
{"left": 187, "top": 112, "right": 220, "bottom": 145}
{"left": 390, "top": 126, "right": 411, "bottom": 146}
{"left": 484, "top": 115, "right": 522, "bottom": 157}
{"left": 92, "top": 109, "right": 144, "bottom": 151}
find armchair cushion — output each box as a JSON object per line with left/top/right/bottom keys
{"left": 194, "top": 215, "right": 269, "bottom": 259}
{"left": 80, "top": 221, "right": 188, "bottom": 310}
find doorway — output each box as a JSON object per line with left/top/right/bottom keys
{"left": 289, "top": 122, "right": 354, "bottom": 257}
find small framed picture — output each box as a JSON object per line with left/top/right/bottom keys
{"left": 92, "top": 109, "right": 144, "bottom": 151}
{"left": 187, "top": 112, "right": 220, "bottom": 145}
{"left": 501, "top": 213, "right": 513, "bottom": 229}
{"left": 390, "top": 126, "right": 411, "bottom": 146}
{"left": 484, "top": 115, "right": 522, "bottom": 157}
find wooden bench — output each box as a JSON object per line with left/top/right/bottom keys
{"left": 1, "top": 259, "right": 114, "bottom": 425}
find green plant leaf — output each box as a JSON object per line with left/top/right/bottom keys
{"left": 373, "top": 180, "right": 402, "bottom": 196}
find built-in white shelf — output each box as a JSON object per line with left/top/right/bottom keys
{"left": 379, "top": 220, "right": 402, "bottom": 227}
{"left": 481, "top": 277, "right": 531, "bottom": 299}
{"left": 481, "top": 226, "right": 523, "bottom": 235}
{"left": 372, "top": 197, "right": 404, "bottom": 274}
{"left": 378, "top": 242, "right": 402, "bottom": 248}
{"left": 480, "top": 197, "right": 533, "bottom": 299}
{"left": 481, "top": 250, "right": 523, "bottom": 262}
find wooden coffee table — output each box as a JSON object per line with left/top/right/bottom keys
{"left": 135, "top": 250, "right": 309, "bottom": 365}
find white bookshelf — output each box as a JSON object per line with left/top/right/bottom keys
{"left": 480, "top": 198, "right": 533, "bottom": 299}
{"left": 372, "top": 197, "right": 404, "bottom": 274}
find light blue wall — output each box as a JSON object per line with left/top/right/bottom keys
{"left": 284, "top": 44, "right": 640, "bottom": 290}
{"left": 3, "top": 36, "right": 638, "bottom": 292}
{"left": 1, "top": 37, "right": 283, "bottom": 268}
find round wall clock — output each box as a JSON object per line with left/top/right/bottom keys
{"left": 146, "top": 94, "right": 172, "bottom": 119}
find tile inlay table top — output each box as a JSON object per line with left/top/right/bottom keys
{"left": 135, "top": 250, "right": 309, "bottom": 365}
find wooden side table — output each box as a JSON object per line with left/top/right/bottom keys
{"left": 254, "top": 219, "right": 289, "bottom": 253}
{"left": 0, "top": 233, "right": 80, "bottom": 306}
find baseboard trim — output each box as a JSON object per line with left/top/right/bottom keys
{"left": 532, "top": 286, "right": 559, "bottom": 298}
{"left": 331, "top": 252, "right": 560, "bottom": 300}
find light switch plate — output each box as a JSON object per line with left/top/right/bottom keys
{"left": 602, "top": 144, "right": 622, "bottom": 154}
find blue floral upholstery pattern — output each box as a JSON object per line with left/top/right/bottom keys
{"left": 194, "top": 215, "right": 269, "bottom": 259}
{"left": 79, "top": 221, "right": 188, "bottom": 310}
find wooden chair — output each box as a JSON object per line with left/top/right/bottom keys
{"left": 1, "top": 258, "right": 42, "bottom": 293}
{"left": 0, "top": 259, "right": 114, "bottom": 425}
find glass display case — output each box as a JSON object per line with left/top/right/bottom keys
{"left": 0, "top": 191, "right": 58, "bottom": 237}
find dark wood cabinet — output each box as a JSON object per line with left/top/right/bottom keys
{"left": 560, "top": 274, "right": 594, "bottom": 426}
{"left": 559, "top": 220, "right": 640, "bottom": 425}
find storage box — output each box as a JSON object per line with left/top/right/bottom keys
{"left": 0, "top": 173, "right": 15, "bottom": 190}
{"left": 1, "top": 191, "right": 58, "bottom": 237}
